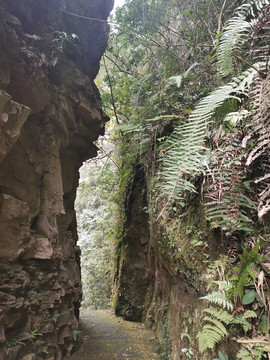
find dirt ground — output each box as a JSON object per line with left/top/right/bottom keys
{"left": 70, "top": 310, "right": 159, "bottom": 360}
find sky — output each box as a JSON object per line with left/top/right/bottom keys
{"left": 114, "top": 0, "right": 126, "bottom": 9}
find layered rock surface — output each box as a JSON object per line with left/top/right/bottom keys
{"left": 114, "top": 167, "right": 219, "bottom": 359}
{"left": 0, "top": 0, "right": 113, "bottom": 358}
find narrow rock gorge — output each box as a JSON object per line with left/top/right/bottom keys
{"left": 0, "top": 0, "right": 113, "bottom": 358}
{"left": 1, "top": 0, "right": 269, "bottom": 359}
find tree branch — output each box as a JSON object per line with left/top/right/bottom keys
{"left": 102, "top": 55, "right": 124, "bottom": 138}
{"left": 217, "top": 0, "right": 228, "bottom": 35}
{"left": 58, "top": 7, "right": 183, "bottom": 64}
{"left": 232, "top": 52, "right": 266, "bottom": 76}
{"left": 104, "top": 54, "right": 134, "bottom": 76}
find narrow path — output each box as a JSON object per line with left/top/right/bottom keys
{"left": 70, "top": 310, "right": 159, "bottom": 360}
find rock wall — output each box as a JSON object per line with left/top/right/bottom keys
{"left": 0, "top": 0, "right": 113, "bottom": 358}
{"left": 114, "top": 168, "right": 151, "bottom": 322}
{"left": 114, "top": 167, "right": 222, "bottom": 360}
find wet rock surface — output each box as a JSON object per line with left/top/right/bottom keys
{"left": 0, "top": 0, "right": 113, "bottom": 358}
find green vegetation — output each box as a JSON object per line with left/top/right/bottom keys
{"left": 157, "top": 305, "right": 172, "bottom": 360}
{"left": 76, "top": 154, "right": 117, "bottom": 309}
{"left": 71, "top": 330, "right": 82, "bottom": 342}
{"left": 76, "top": 0, "right": 270, "bottom": 358}
{"left": 198, "top": 245, "right": 269, "bottom": 358}
{"left": 4, "top": 339, "right": 25, "bottom": 355}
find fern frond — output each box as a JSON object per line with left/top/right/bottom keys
{"left": 200, "top": 291, "right": 233, "bottom": 311}
{"left": 205, "top": 137, "right": 256, "bottom": 234}
{"left": 232, "top": 316, "right": 253, "bottom": 333}
{"left": 237, "top": 343, "right": 268, "bottom": 360}
{"left": 237, "top": 0, "right": 270, "bottom": 17}
{"left": 158, "top": 68, "right": 258, "bottom": 216}
{"left": 218, "top": 18, "right": 251, "bottom": 77}
{"left": 243, "top": 74, "right": 270, "bottom": 222}
{"left": 237, "top": 347, "right": 253, "bottom": 360}
{"left": 197, "top": 328, "right": 223, "bottom": 352}
{"left": 218, "top": 0, "right": 270, "bottom": 77}
{"left": 203, "top": 318, "right": 227, "bottom": 337}
{"left": 242, "top": 310, "right": 257, "bottom": 319}
{"left": 203, "top": 323, "right": 226, "bottom": 338}
{"left": 250, "top": 4, "right": 270, "bottom": 63}
{"left": 203, "top": 308, "right": 234, "bottom": 324}
{"left": 212, "top": 280, "right": 232, "bottom": 292}
{"left": 232, "top": 310, "right": 257, "bottom": 333}
{"left": 197, "top": 308, "right": 232, "bottom": 352}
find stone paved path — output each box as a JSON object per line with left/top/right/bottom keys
{"left": 70, "top": 310, "right": 159, "bottom": 360}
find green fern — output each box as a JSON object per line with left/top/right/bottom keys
{"left": 158, "top": 67, "right": 258, "bottom": 218}
{"left": 217, "top": 0, "right": 270, "bottom": 77}
{"left": 242, "top": 310, "right": 258, "bottom": 319}
{"left": 205, "top": 142, "right": 256, "bottom": 234}
{"left": 229, "top": 241, "right": 263, "bottom": 301}
{"left": 197, "top": 308, "right": 233, "bottom": 352}
{"left": 200, "top": 291, "right": 233, "bottom": 311}
{"left": 203, "top": 308, "right": 234, "bottom": 324}
{"left": 232, "top": 310, "right": 257, "bottom": 334}
{"left": 237, "top": 347, "right": 254, "bottom": 360}
{"left": 244, "top": 75, "right": 270, "bottom": 221}
{"left": 198, "top": 279, "right": 234, "bottom": 353}
{"left": 197, "top": 327, "right": 226, "bottom": 352}
{"left": 237, "top": 344, "right": 268, "bottom": 360}
{"left": 218, "top": 18, "right": 251, "bottom": 77}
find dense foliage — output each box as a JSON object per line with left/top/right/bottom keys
{"left": 76, "top": 150, "right": 117, "bottom": 309}
{"left": 76, "top": 0, "right": 270, "bottom": 358}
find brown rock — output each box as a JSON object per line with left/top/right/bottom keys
{"left": 0, "top": 194, "right": 30, "bottom": 262}
{"left": 22, "top": 235, "right": 53, "bottom": 260}
{"left": 0, "top": 0, "right": 113, "bottom": 358}
{"left": 0, "top": 90, "right": 31, "bottom": 163}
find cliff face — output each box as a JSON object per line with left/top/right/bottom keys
{"left": 114, "top": 168, "right": 151, "bottom": 322}
{"left": 0, "top": 0, "right": 113, "bottom": 358}
{"left": 114, "top": 168, "right": 221, "bottom": 360}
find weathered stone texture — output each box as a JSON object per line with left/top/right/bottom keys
{"left": 0, "top": 0, "right": 113, "bottom": 358}
{"left": 114, "top": 169, "right": 214, "bottom": 360}
{"left": 114, "top": 168, "right": 151, "bottom": 322}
